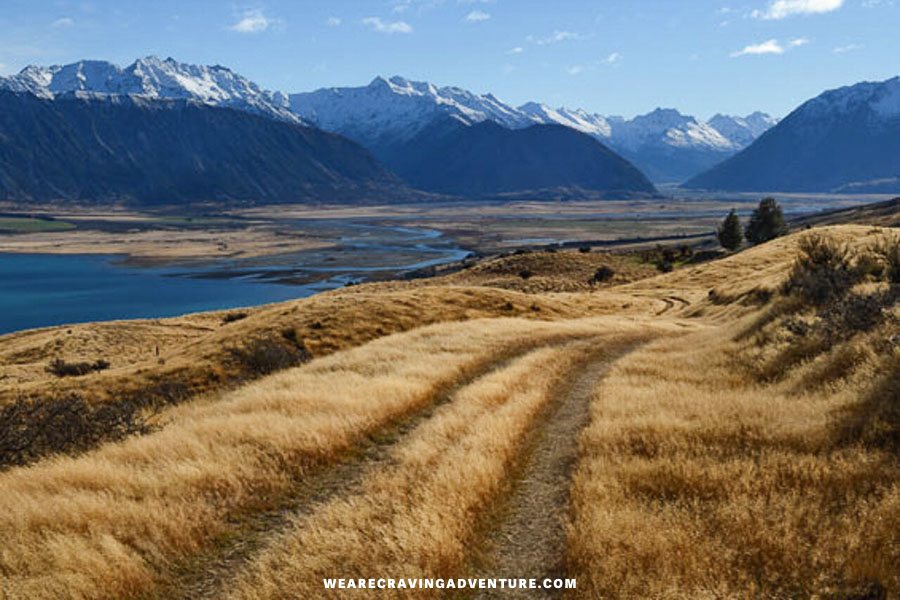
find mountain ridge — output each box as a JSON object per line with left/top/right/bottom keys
{"left": 0, "top": 90, "right": 407, "bottom": 205}
{"left": 289, "top": 74, "right": 777, "bottom": 182}
{"left": 684, "top": 76, "right": 900, "bottom": 192}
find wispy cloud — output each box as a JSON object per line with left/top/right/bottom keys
{"left": 529, "top": 30, "right": 588, "bottom": 45}
{"left": 326, "top": 16, "right": 341, "bottom": 26}
{"left": 507, "top": 46, "right": 524, "bottom": 54}
{"left": 731, "top": 38, "right": 784, "bottom": 56}
{"left": 833, "top": 43, "right": 860, "bottom": 53}
{"left": 788, "top": 37, "right": 809, "bottom": 46}
{"left": 566, "top": 65, "right": 584, "bottom": 75}
{"left": 362, "top": 16, "right": 413, "bottom": 33}
{"left": 50, "top": 17, "right": 74, "bottom": 28}
{"left": 392, "top": 0, "right": 446, "bottom": 13}
{"left": 604, "top": 51, "right": 622, "bottom": 64}
{"left": 465, "top": 10, "right": 490, "bottom": 21}
{"left": 229, "top": 9, "right": 276, "bottom": 34}
{"left": 751, "top": 0, "right": 843, "bottom": 19}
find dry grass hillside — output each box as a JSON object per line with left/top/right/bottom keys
{"left": 0, "top": 223, "right": 897, "bottom": 599}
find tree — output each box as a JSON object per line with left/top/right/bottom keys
{"left": 745, "top": 197, "right": 788, "bottom": 245}
{"left": 717, "top": 209, "right": 743, "bottom": 251}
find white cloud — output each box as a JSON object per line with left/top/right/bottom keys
{"left": 229, "top": 9, "right": 274, "bottom": 34}
{"left": 752, "top": 0, "right": 843, "bottom": 19}
{"left": 604, "top": 51, "right": 622, "bottom": 64}
{"left": 465, "top": 10, "right": 490, "bottom": 21}
{"left": 51, "top": 17, "right": 74, "bottom": 28}
{"left": 833, "top": 43, "right": 860, "bottom": 52}
{"left": 530, "top": 30, "right": 587, "bottom": 45}
{"left": 326, "top": 16, "right": 341, "bottom": 26}
{"left": 362, "top": 17, "right": 413, "bottom": 34}
{"left": 789, "top": 37, "right": 809, "bottom": 46}
{"left": 566, "top": 65, "right": 584, "bottom": 75}
{"left": 507, "top": 46, "right": 524, "bottom": 54}
{"left": 731, "top": 38, "right": 784, "bottom": 56}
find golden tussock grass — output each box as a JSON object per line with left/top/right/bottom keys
{"left": 0, "top": 316, "right": 654, "bottom": 600}
{"left": 0, "top": 282, "right": 657, "bottom": 406}
{"left": 568, "top": 313, "right": 899, "bottom": 599}
{"left": 221, "top": 337, "right": 625, "bottom": 600}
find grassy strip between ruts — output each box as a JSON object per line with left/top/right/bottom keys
{"left": 220, "top": 336, "right": 635, "bottom": 600}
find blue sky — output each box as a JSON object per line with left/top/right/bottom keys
{"left": 0, "top": 0, "right": 896, "bottom": 119}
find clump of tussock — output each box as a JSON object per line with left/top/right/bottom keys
{"left": 744, "top": 232, "right": 898, "bottom": 383}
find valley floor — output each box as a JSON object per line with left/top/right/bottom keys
{"left": 0, "top": 224, "right": 897, "bottom": 599}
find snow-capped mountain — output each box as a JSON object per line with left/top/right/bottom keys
{"left": 0, "top": 89, "right": 404, "bottom": 205}
{"left": 288, "top": 75, "right": 534, "bottom": 151}
{"left": 708, "top": 112, "right": 779, "bottom": 148}
{"left": 685, "top": 76, "right": 900, "bottom": 192}
{"left": 290, "top": 76, "right": 776, "bottom": 182}
{"left": 0, "top": 56, "right": 300, "bottom": 124}
{"left": 517, "top": 103, "right": 613, "bottom": 138}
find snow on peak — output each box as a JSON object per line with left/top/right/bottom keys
{"left": 708, "top": 112, "right": 778, "bottom": 147}
{"left": 0, "top": 56, "right": 300, "bottom": 123}
{"left": 797, "top": 76, "right": 900, "bottom": 121}
{"left": 289, "top": 74, "right": 532, "bottom": 145}
{"left": 290, "top": 75, "right": 776, "bottom": 153}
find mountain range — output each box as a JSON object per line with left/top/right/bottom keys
{"left": 1, "top": 56, "right": 897, "bottom": 202}
{"left": 685, "top": 76, "right": 900, "bottom": 193}
{"left": 289, "top": 75, "right": 777, "bottom": 183}
{"left": 0, "top": 90, "right": 404, "bottom": 205}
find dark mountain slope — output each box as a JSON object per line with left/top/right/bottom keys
{"left": 377, "top": 118, "right": 657, "bottom": 197}
{"left": 684, "top": 77, "right": 900, "bottom": 192}
{"left": 0, "top": 91, "right": 406, "bottom": 205}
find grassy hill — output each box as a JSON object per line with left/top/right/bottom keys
{"left": 0, "top": 223, "right": 897, "bottom": 599}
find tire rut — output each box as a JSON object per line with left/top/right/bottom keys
{"left": 152, "top": 335, "right": 592, "bottom": 600}
{"left": 466, "top": 341, "right": 641, "bottom": 600}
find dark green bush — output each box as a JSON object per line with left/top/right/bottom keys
{"left": 591, "top": 265, "right": 616, "bottom": 283}
{"left": 228, "top": 336, "right": 311, "bottom": 377}
{"left": 222, "top": 311, "right": 249, "bottom": 324}
{"left": 46, "top": 358, "right": 110, "bottom": 377}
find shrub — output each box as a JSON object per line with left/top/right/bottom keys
{"left": 228, "top": 336, "right": 311, "bottom": 377}
{"left": 717, "top": 209, "right": 743, "bottom": 251}
{"left": 782, "top": 234, "right": 855, "bottom": 305}
{"left": 873, "top": 233, "right": 900, "bottom": 284}
{"left": 578, "top": 246, "right": 592, "bottom": 253}
{"left": 591, "top": 265, "right": 616, "bottom": 284}
{"left": 222, "top": 311, "right": 249, "bottom": 324}
{"left": 821, "top": 290, "right": 893, "bottom": 338}
{"left": 745, "top": 197, "right": 788, "bottom": 245}
{"left": 0, "top": 394, "right": 153, "bottom": 470}
{"left": 519, "top": 269, "right": 533, "bottom": 280}
{"left": 46, "top": 358, "right": 111, "bottom": 377}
